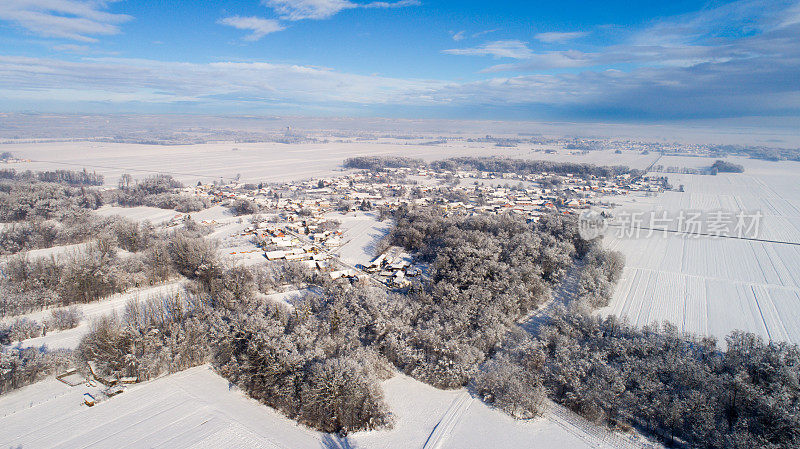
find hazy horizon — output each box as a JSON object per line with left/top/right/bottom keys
{"left": 2, "top": 112, "right": 800, "bottom": 148}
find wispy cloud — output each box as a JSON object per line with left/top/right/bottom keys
{"left": 483, "top": 0, "right": 800, "bottom": 72}
{"left": 535, "top": 31, "right": 587, "bottom": 43}
{"left": 443, "top": 40, "right": 533, "bottom": 59}
{"left": 0, "top": 0, "right": 131, "bottom": 42}
{"left": 0, "top": 55, "right": 443, "bottom": 107}
{"left": 481, "top": 50, "right": 592, "bottom": 72}
{"left": 779, "top": 2, "right": 800, "bottom": 28}
{"left": 472, "top": 29, "right": 499, "bottom": 38}
{"left": 51, "top": 43, "right": 91, "bottom": 53}
{"left": 219, "top": 16, "right": 285, "bottom": 41}
{"left": 262, "top": 0, "right": 419, "bottom": 21}
{"left": 450, "top": 30, "right": 465, "bottom": 41}
{"left": 1, "top": 43, "right": 799, "bottom": 120}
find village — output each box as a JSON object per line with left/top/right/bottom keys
{"left": 167, "top": 162, "right": 669, "bottom": 288}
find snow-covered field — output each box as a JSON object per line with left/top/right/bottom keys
{"left": 3, "top": 140, "right": 656, "bottom": 185}
{"left": 598, "top": 156, "right": 800, "bottom": 346}
{"left": 328, "top": 211, "right": 392, "bottom": 267}
{"left": 95, "top": 205, "right": 182, "bottom": 225}
{"left": 0, "top": 364, "right": 644, "bottom": 449}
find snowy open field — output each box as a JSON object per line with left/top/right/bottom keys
{"left": 327, "top": 211, "right": 392, "bottom": 267}
{"left": 1, "top": 242, "right": 92, "bottom": 262}
{"left": 95, "top": 205, "right": 183, "bottom": 225}
{"left": 0, "top": 364, "right": 646, "bottom": 449}
{"left": 2, "top": 140, "right": 656, "bottom": 185}
{"left": 598, "top": 156, "right": 800, "bottom": 346}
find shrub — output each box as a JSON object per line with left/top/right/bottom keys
{"left": 472, "top": 352, "right": 546, "bottom": 419}
{"left": 299, "top": 357, "right": 391, "bottom": 434}
{"left": 44, "top": 306, "right": 83, "bottom": 331}
{"left": 1, "top": 347, "right": 74, "bottom": 395}
{"left": 710, "top": 160, "right": 745, "bottom": 173}
{"left": 7, "top": 317, "right": 43, "bottom": 342}
{"left": 230, "top": 198, "right": 258, "bottom": 216}
{"left": 166, "top": 233, "right": 220, "bottom": 283}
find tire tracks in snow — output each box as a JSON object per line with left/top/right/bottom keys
{"left": 545, "top": 400, "right": 660, "bottom": 449}
{"left": 421, "top": 391, "right": 473, "bottom": 449}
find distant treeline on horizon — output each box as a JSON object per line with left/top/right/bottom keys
{"left": 344, "top": 156, "right": 642, "bottom": 178}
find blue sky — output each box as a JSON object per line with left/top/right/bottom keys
{"left": 0, "top": 0, "right": 798, "bottom": 122}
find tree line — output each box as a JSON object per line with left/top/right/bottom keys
{"left": 0, "top": 168, "right": 104, "bottom": 186}
{"left": 111, "top": 173, "right": 210, "bottom": 212}
{"left": 431, "top": 157, "right": 641, "bottom": 178}
{"left": 0, "top": 172, "right": 210, "bottom": 255}
{"left": 343, "top": 156, "right": 424, "bottom": 170}
{"left": 533, "top": 312, "right": 800, "bottom": 448}
{"left": 344, "top": 155, "right": 642, "bottom": 178}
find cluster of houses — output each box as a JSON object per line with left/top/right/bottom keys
{"left": 301, "top": 167, "right": 665, "bottom": 221}
{"left": 185, "top": 163, "right": 665, "bottom": 227}
{"left": 239, "top": 221, "right": 333, "bottom": 270}
{"left": 182, "top": 183, "right": 333, "bottom": 218}
{"left": 364, "top": 246, "right": 418, "bottom": 287}
{"left": 173, "top": 160, "right": 668, "bottom": 286}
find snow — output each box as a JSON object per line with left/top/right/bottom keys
{"left": 187, "top": 205, "right": 233, "bottom": 224}
{"left": 0, "top": 365, "right": 322, "bottom": 448}
{"left": 4, "top": 141, "right": 657, "bottom": 186}
{"left": 328, "top": 211, "right": 392, "bottom": 267}
{"left": 261, "top": 288, "right": 319, "bottom": 309}
{"left": 95, "top": 205, "right": 181, "bottom": 224}
{"left": 598, "top": 156, "right": 800, "bottom": 346}
{"left": 0, "top": 242, "right": 92, "bottom": 262}
{"left": 0, "top": 365, "right": 644, "bottom": 449}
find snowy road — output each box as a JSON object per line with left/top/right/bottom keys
{"left": 519, "top": 259, "right": 584, "bottom": 334}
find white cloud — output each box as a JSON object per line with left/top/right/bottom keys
{"left": 0, "top": 55, "right": 443, "bottom": 106}
{"left": 262, "top": 0, "right": 419, "bottom": 21}
{"left": 51, "top": 43, "right": 91, "bottom": 53}
{"left": 779, "top": 2, "right": 800, "bottom": 28}
{"left": 0, "top": 48, "right": 799, "bottom": 120}
{"left": 0, "top": 0, "right": 131, "bottom": 42}
{"left": 443, "top": 40, "right": 533, "bottom": 59}
{"left": 450, "top": 30, "right": 465, "bottom": 41}
{"left": 481, "top": 0, "right": 800, "bottom": 73}
{"left": 219, "top": 16, "right": 285, "bottom": 41}
{"left": 535, "top": 31, "right": 587, "bottom": 43}
{"left": 472, "top": 29, "right": 499, "bottom": 38}
{"left": 481, "top": 50, "right": 592, "bottom": 72}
